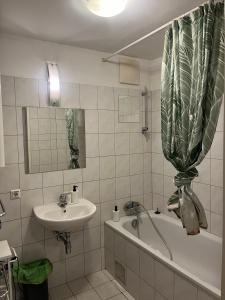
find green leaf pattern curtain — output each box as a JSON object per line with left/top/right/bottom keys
{"left": 66, "top": 109, "right": 80, "bottom": 169}
{"left": 161, "top": 1, "right": 224, "bottom": 234}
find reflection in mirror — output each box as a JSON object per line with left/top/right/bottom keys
{"left": 23, "top": 107, "right": 86, "bottom": 173}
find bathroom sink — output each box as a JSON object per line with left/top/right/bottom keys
{"left": 33, "top": 199, "right": 96, "bottom": 232}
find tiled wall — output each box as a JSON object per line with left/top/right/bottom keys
{"left": 0, "top": 75, "right": 152, "bottom": 288}
{"left": 105, "top": 224, "right": 219, "bottom": 300}
{"left": 150, "top": 89, "right": 224, "bottom": 237}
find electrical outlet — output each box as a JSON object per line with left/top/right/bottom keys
{"left": 10, "top": 189, "right": 21, "bottom": 200}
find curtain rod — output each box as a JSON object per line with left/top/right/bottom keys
{"left": 102, "top": 1, "right": 209, "bottom": 62}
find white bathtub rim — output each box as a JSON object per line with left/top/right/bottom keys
{"left": 105, "top": 212, "right": 221, "bottom": 299}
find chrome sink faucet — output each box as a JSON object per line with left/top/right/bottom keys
{"left": 58, "top": 192, "right": 71, "bottom": 208}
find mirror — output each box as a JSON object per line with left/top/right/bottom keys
{"left": 23, "top": 107, "right": 86, "bottom": 173}
{"left": 118, "top": 95, "right": 140, "bottom": 123}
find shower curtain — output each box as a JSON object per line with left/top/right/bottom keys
{"left": 161, "top": 1, "right": 224, "bottom": 235}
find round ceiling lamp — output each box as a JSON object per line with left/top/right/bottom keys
{"left": 85, "top": 0, "right": 128, "bottom": 17}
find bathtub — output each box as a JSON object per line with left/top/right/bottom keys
{"left": 105, "top": 211, "right": 222, "bottom": 300}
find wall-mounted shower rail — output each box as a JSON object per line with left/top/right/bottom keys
{"left": 142, "top": 87, "right": 149, "bottom": 135}
{"left": 102, "top": 1, "right": 208, "bottom": 62}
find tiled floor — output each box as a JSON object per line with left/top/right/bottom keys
{"left": 49, "top": 270, "right": 134, "bottom": 300}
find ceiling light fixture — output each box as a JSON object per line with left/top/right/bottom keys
{"left": 85, "top": 0, "right": 127, "bottom": 17}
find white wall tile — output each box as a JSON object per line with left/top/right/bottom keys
{"left": 83, "top": 180, "right": 100, "bottom": 204}
{"left": 22, "top": 241, "right": 45, "bottom": 263}
{"left": 15, "top": 77, "right": 39, "bottom": 106}
{"left": 21, "top": 189, "right": 43, "bottom": 217}
{"left": 98, "top": 86, "right": 115, "bottom": 110}
{"left": 153, "top": 194, "right": 164, "bottom": 212}
{"left": 195, "top": 159, "right": 211, "bottom": 185}
{"left": 115, "top": 133, "right": 129, "bottom": 155}
{"left": 43, "top": 171, "right": 63, "bottom": 187}
{"left": 83, "top": 157, "right": 99, "bottom": 181}
{"left": 151, "top": 90, "right": 161, "bottom": 112}
{"left": 45, "top": 237, "right": 65, "bottom": 262}
{"left": 84, "top": 227, "right": 101, "bottom": 252}
{"left": 80, "top": 84, "right": 98, "bottom": 109}
{"left": 63, "top": 169, "right": 82, "bottom": 185}
{"left": 1, "top": 76, "right": 15, "bottom": 106}
{"left": 211, "top": 159, "right": 223, "bottom": 187}
{"left": 151, "top": 133, "right": 162, "bottom": 153}
{"left": 152, "top": 174, "right": 163, "bottom": 195}
{"left": 86, "top": 133, "right": 99, "bottom": 157}
{"left": 100, "top": 178, "right": 116, "bottom": 202}
{"left": 68, "top": 231, "right": 84, "bottom": 257}
{"left": 49, "top": 260, "right": 66, "bottom": 288}
{"left": 84, "top": 249, "right": 102, "bottom": 275}
{"left": 192, "top": 182, "right": 210, "bottom": 211}
{"left": 116, "top": 176, "right": 130, "bottom": 199}
{"left": 116, "top": 155, "right": 129, "bottom": 177}
{"left": 100, "top": 156, "right": 115, "bottom": 179}
{"left": 210, "top": 212, "right": 222, "bottom": 237}
{"left": 210, "top": 132, "right": 223, "bottom": 159}
{"left": 21, "top": 216, "right": 44, "bottom": 244}
{"left": 3, "top": 106, "right": 17, "bottom": 135}
{"left": 152, "top": 153, "right": 163, "bottom": 174}
{"left": 0, "top": 219, "right": 22, "bottom": 247}
{"left": 85, "top": 110, "right": 99, "bottom": 133}
{"left": 151, "top": 111, "right": 161, "bottom": 132}
{"left": 144, "top": 173, "right": 152, "bottom": 194}
{"left": 19, "top": 164, "right": 43, "bottom": 190}
{"left": 43, "top": 185, "right": 63, "bottom": 204}
{"left": 163, "top": 176, "right": 174, "bottom": 197}
{"left": 99, "top": 110, "right": 115, "bottom": 133}
{"left": 99, "top": 134, "right": 115, "bottom": 156}
{"left": 4, "top": 135, "right": 18, "bottom": 164}
{"left": 85, "top": 205, "right": 100, "bottom": 228}
{"left": 130, "top": 153, "right": 143, "bottom": 175}
{"left": 61, "top": 82, "right": 80, "bottom": 108}
{"left": 210, "top": 186, "right": 223, "bottom": 214}
{"left": 0, "top": 194, "right": 20, "bottom": 222}
{"left": 130, "top": 133, "right": 143, "bottom": 154}
{"left": 38, "top": 79, "right": 48, "bottom": 107}
{"left": 100, "top": 202, "right": 114, "bottom": 224}
{"left": 216, "top": 101, "right": 224, "bottom": 132}
{"left": 66, "top": 254, "right": 85, "bottom": 281}
{"left": 0, "top": 164, "right": 19, "bottom": 193}
{"left": 130, "top": 174, "right": 143, "bottom": 197}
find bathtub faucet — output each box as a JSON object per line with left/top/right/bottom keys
{"left": 124, "top": 201, "right": 142, "bottom": 216}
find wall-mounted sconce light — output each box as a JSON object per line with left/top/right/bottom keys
{"left": 47, "top": 62, "right": 60, "bottom": 106}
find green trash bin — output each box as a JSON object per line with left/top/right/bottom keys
{"left": 12, "top": 259, "right": 53, "bottom": 300}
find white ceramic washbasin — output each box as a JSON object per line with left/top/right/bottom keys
{"left": 33, "top": 199, "right": 96, "bottom": 232}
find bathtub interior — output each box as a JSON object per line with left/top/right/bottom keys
{"left": 122, "top": 213, "right": 222, "bottom": 291}
{"left": 104, "top": 213, "right": 222, "bottom": 300}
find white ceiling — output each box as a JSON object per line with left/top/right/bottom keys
{"left": 0, "top": 0, "right": 206, "bottom": 60}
